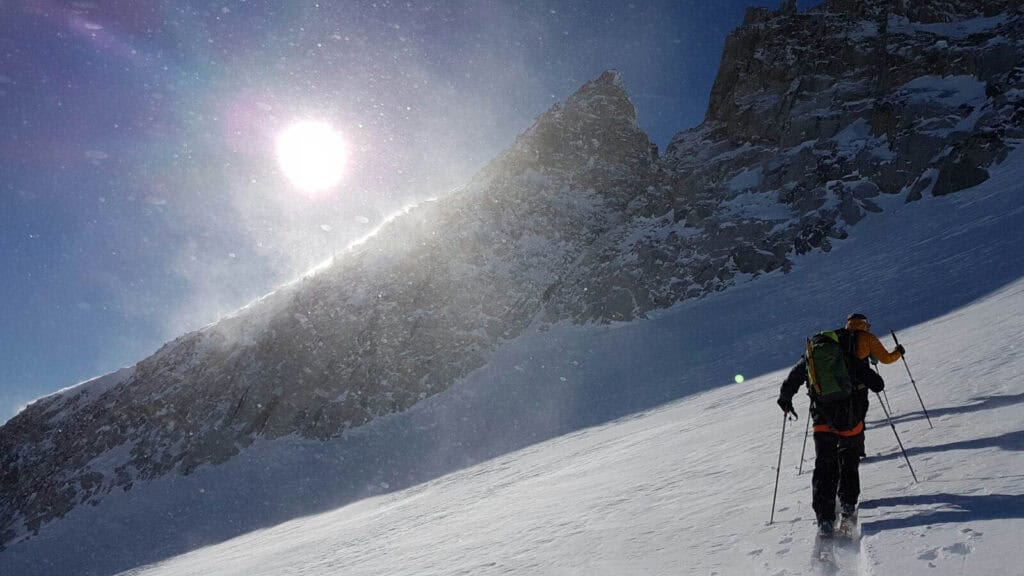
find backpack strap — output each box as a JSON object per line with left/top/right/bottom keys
{"left": 835, "top": 328, "right": 858, "bottom": 360}
{"left": 805, "top": 338, "right": 820, "bottom": 396}
{"left": 838, "top": 328, "right": 870, "bottom": 390}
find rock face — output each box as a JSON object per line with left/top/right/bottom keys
{"left": 3, "top": 2, "right": 1023, "bottom": 549}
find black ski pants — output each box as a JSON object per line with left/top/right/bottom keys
{"left": 811, "top": 431, "right": 864, "bottom": 522}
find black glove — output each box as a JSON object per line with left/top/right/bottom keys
{"left": 895, "top": 344, "right": 906, "bottom": 356}
{"left": 777, "top": 397, "right": 794, "bottom": 415}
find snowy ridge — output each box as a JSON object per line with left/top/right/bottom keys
{"left": 2, "top": 128, "right": 1023, "bottom": 576}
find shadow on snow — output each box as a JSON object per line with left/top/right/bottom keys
{"left": 860, "top": 493, "right": 1024, "bottom": 534}
{"left": 866, "top": 429, "right": 1024, "bottom": 465}
{"left": 867, "top": 393, "right": 1024, "bottom": 428}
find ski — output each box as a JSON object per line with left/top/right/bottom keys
{"left": 811, "top": 533, "right": 838, "bottom": 574}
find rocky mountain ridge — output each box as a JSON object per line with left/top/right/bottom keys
{"left": 3, "top": 0, "right": 1023, "bottom": 548}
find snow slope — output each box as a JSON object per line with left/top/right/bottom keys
{"left": 127, "top": 280, "right": 1024, "bottom": 576}
{"left": 4, "top": 152, "right": 1024, "bottom": 575}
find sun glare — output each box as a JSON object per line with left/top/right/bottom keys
{"left": 275, "top": 120, "right": 349, "bottom": 193}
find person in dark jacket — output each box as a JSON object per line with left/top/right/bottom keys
{"left": 776, "top": 313, "right": 905, "bottom": 535}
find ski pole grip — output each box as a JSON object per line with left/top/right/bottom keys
{"left": 890, "top": 330, "right": 901, "bottom": 346}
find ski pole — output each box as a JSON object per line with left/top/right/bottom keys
{"left": 770, "top": 410, "right": 796, "bottom": 524}
{"left": 876, "top": 392, "right": 918, "bottom": 483}
{"left": 891, "top": 330, "right": 932, "bottom": 429}
{"left": 797, "top": 406, "right": 810, "bottom": 475}
{"left": 873, "top": 364, "right": 894, "bottom": 415}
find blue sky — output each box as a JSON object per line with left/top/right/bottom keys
{"left": 0, "top": 0, "right": 824, "bottom": 422}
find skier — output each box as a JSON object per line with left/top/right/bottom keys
{"left": 843, "top": 313, "right": 905, "bottom": 443}
{"left": 776, "top": 313, "right": 905, "bottom": 536}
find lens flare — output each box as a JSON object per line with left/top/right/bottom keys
{"left": 734, "top": 374, "right": 745, "bottom": 384}
{"left": 276, "top": 121, "right": 349, "bottom": 193}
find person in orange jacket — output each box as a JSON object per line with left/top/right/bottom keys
{"left": 843, "top": 313, "right": 905, "bottom": 431}
{"left": 776, "top": 313, "right": 905, "bottom": 536}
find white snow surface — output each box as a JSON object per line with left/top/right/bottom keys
{"left": 719, "top": 189, "right": 793, "bottom": 221}
{"left": 727, "top": 166, "right": 764, "bottom": 192}
{"left": 899, "top": 75, "right": 987, "bottom": 109}
{"left": 5, "top": 151, "right": 1024, "bottom": 575}
{"left": 889, "top": 14, "right": 1009, "bottom": 39}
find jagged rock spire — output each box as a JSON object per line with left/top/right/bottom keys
{"left": 563, "top": 70, "right": 637, "bottom": 127}
{"left": 475, "top": 70, "right": 657, "bottom": 200}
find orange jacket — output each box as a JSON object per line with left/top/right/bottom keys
{"left": 845, "top": 317, "right": 902, "bottom": 364}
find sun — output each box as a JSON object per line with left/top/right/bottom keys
{"left": 275, "top": 120, "right": 349, "bottom": 193}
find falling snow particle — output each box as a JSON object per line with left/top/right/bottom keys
{"left": 85, "top": 150, "right": 110, "bottom": 163}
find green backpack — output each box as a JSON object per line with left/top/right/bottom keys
{"left": 805, "top": 331, "right": 853, "bottom": 403}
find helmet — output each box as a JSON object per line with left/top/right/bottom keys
{"left": 845, "top": 313, "right": 870, "bottom": 331}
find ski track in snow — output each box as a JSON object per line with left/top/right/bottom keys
{"left": 5, "top": 160, "right": 1024, "bottom": 574}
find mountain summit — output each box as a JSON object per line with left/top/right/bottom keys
{"left": 475, "top": 69, "right": 657, "bottom": 200}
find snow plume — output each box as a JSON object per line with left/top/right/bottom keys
{"left": 159, "top": 193, "right": 446, "bottom": 354}
{"left": 80, "top": 0, "right": 580, "bottom": 351}
{"left": 151, "top": 79, "right": 538, "bottom": 344}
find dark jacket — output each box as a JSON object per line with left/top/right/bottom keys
{"left": 779, "top": 328, "right": 884, "bottom": 433}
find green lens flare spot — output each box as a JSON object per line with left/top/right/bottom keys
{"left": 734, "top": 374, "right": 745, "bottom": 383}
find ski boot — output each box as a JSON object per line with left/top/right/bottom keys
{"left": 840, "top": 501, "right": 858, "bottom": 521}
{"left": 838, "top": 502, "right": 858, "bottom": 539}
{"left": 817, "top": 519, "right": 835, "bottom": 538}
